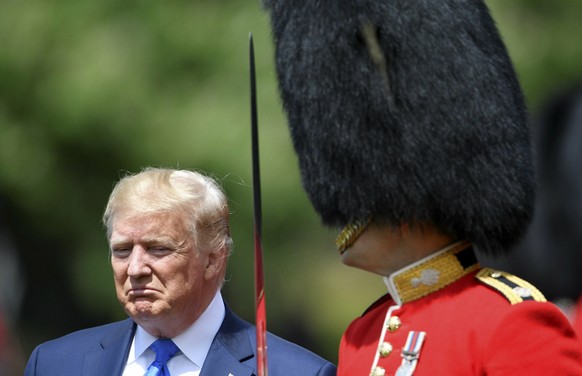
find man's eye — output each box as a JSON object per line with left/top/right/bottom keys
{"left": 112, "top": 249, "right": 131, "bottom": 258}
{"left": 149, "top": 247, "right": 171, "bottom": 255}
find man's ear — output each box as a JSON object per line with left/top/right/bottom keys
{"left": 204, "top": 247, "right": 227, "bottom": 280}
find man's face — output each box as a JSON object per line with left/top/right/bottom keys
{"left": 340, "top": 223, "right": 409, "bottom": 276}
{"left": 109, "top": 210, "right": 220, "bottom": 337}
{"left": 341, "top": 222, "right": 453, "bottom": 276}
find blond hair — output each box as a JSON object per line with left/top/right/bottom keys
{"left": 103, "top": 167, "right": 233, "bottom": 255}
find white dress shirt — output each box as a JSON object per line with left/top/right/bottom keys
{"left": 122, "top": 291, "right": 226, "bottom": 376}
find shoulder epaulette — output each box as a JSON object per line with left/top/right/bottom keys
{"left": 476, "top": 268, "right": 546, "bottom": 305}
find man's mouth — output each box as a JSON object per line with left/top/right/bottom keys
{"left": 128, "top": 287, "right": 158, "bottom": 296}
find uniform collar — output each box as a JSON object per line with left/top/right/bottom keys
{"left": 383, "top": 241, "right": 478, "bottom": 306}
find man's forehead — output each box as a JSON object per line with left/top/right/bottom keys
{"left": 114, "top": 209, "right": 185, "bottom": 225}
{"left": 109, "top": 211, "right": 189, "bottom": 241}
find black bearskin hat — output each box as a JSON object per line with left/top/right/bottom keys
{"left": 264, "top": 0, "right": 535, "bottom": 255}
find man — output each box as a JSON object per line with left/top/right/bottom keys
{"left": 25, "top": 168, "right": 336, "bottom": 376}
{"left": 264, "top": 0, "right": 582, "bottom": 374}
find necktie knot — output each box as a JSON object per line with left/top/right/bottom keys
{"left": 145, "top": 339, "right": 180, "bottom": 376}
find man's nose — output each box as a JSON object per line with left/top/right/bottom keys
{"left": 127, "top": 246, "right": 151, "bottom": 277}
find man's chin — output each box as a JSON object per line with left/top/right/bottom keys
{"left": 125, "top": 302, "right": 162, "bottom": 321}
{"left": 340, "top": 249, "right": 356, "bottom": 267}
{"left": 341, "top": 250, "right": 385, "bottom": 275}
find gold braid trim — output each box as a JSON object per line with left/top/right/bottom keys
{"left": 335, "top": 218, "right": 372, "bottom": 253}
{"left": 390, "top": 241, "right": 477, "bottom": 304}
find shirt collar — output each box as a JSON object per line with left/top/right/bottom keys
{"left": 128, "top": 290, "right": 226, "bottom": 368}
{"left": 383, "top": 241, "right": 478, "bottom": 306}
{"left": 173, "top": 291, "right": 225, "bottom": 368}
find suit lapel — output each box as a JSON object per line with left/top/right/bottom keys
{"left": 82, "top": 308, "right": 257, "bottom": 376}
{"left": 82, "top": 318, "right": 136, "bottom": 376}
{"left": 200, "top": 306, "right": 255, "bottom": 376}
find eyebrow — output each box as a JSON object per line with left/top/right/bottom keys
{"left": 109, "top": 234, "right": 181, "bottom": 247}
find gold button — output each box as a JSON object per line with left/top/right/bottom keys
{"left": 387, "top": 316, "right": 401, "bottom": 332}
{"left": 379, "top": 342, "right": 393, "bottom": 357}
{"left": 490, "top": 271, "right": 501, "bottom": 278}
{"left": 371, "top": 366, "right": 386, "bottom": 376}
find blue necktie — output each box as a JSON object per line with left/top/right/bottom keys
{"left": 144, "top": 339, "right": 180, "bottom": 376}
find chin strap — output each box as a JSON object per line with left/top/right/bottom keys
{"left": 336, "top": 218, "right": 372, "bottom": 254}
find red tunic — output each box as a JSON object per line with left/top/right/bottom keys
{"left": 338, "top": 243, "right": 582, "bottom": 375}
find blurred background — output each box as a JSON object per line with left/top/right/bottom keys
{"left": 0, "top": 1, "right": 581, "bottom": 374}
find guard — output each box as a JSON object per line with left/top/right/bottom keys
{"left": 263, "top": 0, "right": 582, "bottom": 374}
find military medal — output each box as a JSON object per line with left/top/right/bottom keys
{"left": 395, "top": 331, "right": 426, "bottom": 376}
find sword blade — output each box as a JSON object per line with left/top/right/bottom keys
{"left": 249, "top": 32, "right": 268, "bottom": 376}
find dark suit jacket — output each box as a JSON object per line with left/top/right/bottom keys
{"left": 24, "top": 306, "right": 336, "bottom": 376}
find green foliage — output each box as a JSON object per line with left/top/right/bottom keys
{"left": 488, "top": 0, "right": 582, "bottom": 106}
{"left": 0, "top": 0, "right": 580, "bottom": 370}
